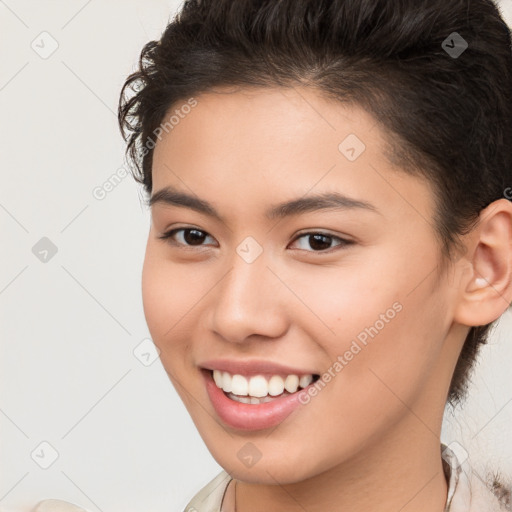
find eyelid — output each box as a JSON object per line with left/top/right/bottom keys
{"left": 291, "top": 228, "right": 353, "bottom": 241}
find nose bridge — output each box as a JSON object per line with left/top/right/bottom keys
{"left": 209, "top": 241, "right": 287, "bottom": 342}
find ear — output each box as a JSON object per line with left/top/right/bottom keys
{"left": 453, "top": 198, "right": 512, "bottom": 327}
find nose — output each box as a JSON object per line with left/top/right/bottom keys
{"left": 208, "top": 250, "right": 289, "bottom": 344}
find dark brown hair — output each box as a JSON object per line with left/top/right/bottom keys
{"left": 118, "top": 0, "right": 512, "bottom": 408}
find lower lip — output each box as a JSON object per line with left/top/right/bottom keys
{"left": 201, "top": 369, "right": 315, "bottom": 431}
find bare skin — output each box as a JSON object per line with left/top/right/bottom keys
{"left": 142, "top": 85, "right": 512, "bottom": 512}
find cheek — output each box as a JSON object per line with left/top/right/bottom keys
{"left": 290, "top": 246, "right": 448, "bottom": 403}
{"left": 141, "top": 245, "right": 202, "bottom": 351}
{"left": 278, "top": 256, "right": 401, "bottom": 342}
{"left": 320, "top": 281, "right": 448, "bottom": 433}
{"left": 140, "top": 247, "right": 208, "bottom": 406}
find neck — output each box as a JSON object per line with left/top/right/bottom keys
{"left": 232, "top": 416, "right": 448, "bottom": 512}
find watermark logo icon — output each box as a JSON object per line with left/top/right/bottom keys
{"left": 236, "top": 236, "right": 263, "bottom": 264}
{"left": 31, "top": 31, "right": 59, "bottom": 59}
{"left": 32, "top": 237, "right": 58, "bottom": 263}
{"left": 442, "top": 32, "right": 468, "bottom": 59}
{"left": 338, "top": 134, "right": 366, "bottom": 162}
{"left": 237, "top": 442, "right": 262, "bottom": 468}
{"left": 442, "top": 441, "right": 469, "bottom": 469}
{"left": 31, "top": 441, "right": 59, "bottom": 469}
{"left": 133, "top": 338, "right": 161, "bottom": 366}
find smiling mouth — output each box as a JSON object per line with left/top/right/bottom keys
{"left": 209, "top": 369, "right": 321, "bottom": 404}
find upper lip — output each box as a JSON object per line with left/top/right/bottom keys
{"left": 199, "top": 358, "right": 319, "bottom": 377}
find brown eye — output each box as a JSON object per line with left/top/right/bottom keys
{"left": 290, "top": 232, "right": 354, "bottom": 253}
{"left": 158, "top": 228, "right": 215, "bottom": 247}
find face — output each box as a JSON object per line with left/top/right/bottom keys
{"left": 142, "top": 86, "right": 462, "bottom": 484}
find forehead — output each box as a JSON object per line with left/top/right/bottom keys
{"left": 153, "top": 86, "right": 384, "bottom": 167}
{"left": 151, "top": 86, "right": 435, "bottom": 225}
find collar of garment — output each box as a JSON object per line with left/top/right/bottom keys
{"left": 441, "top": 442, "right": 507, "bottom": 512}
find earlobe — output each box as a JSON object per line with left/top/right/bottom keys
{"left": 453, "top": 198, "right": 512, "bottom": 327}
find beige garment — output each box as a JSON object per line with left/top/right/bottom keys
{"left": 31, "top": 500, "right": 88, "bottom": 512}
{"left": 441, "top": 443, "right": 509, "bottom": 512}
{"left": 183, "top": 443, "right": 509, "bottom": 512}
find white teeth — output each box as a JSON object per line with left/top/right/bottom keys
{"left": 268, "top": 375, "right": 285, "bottom": 396}
{"left": 231, "top": 374, "right": 249, "bottom": 396}
{"left": 213, "top": 370, "right": 223, "bottom": 388}
{"left": 212, "top": 369, "right": 316, "bottom": 400}
{"left": 221, "top": 371, "right": 232, "bottom": 393}
{"left": 227, "top": 391, "right": 290, "bottom": 404}
{"left": 248, "top": 375, "right": 268, "bottom": 397}
{"left": 299, "top": 374, "right": 313, "bottom": 388}
{"left": 284, "top": 375, "right": 299, "bottom": 393}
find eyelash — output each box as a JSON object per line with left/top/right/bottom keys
{"left": 157, "top": 227, "right": 354, "bottom": 253}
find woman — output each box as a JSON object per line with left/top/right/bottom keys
{"left": 118, "top": 0, "right": 512, "bottom": 510}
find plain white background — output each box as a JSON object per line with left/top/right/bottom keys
{"left": 1, "top": 1, "right": 512, "bottom": 511}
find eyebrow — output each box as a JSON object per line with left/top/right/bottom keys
{"left": 148, "top": 186, "right": 380, "bottom": 221}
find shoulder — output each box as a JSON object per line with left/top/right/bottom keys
{"left": 183, "top": 470, "right": 232, "bottom": 512}
{"left": 443, "top": 443, "right": 511, "bottom": 512}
